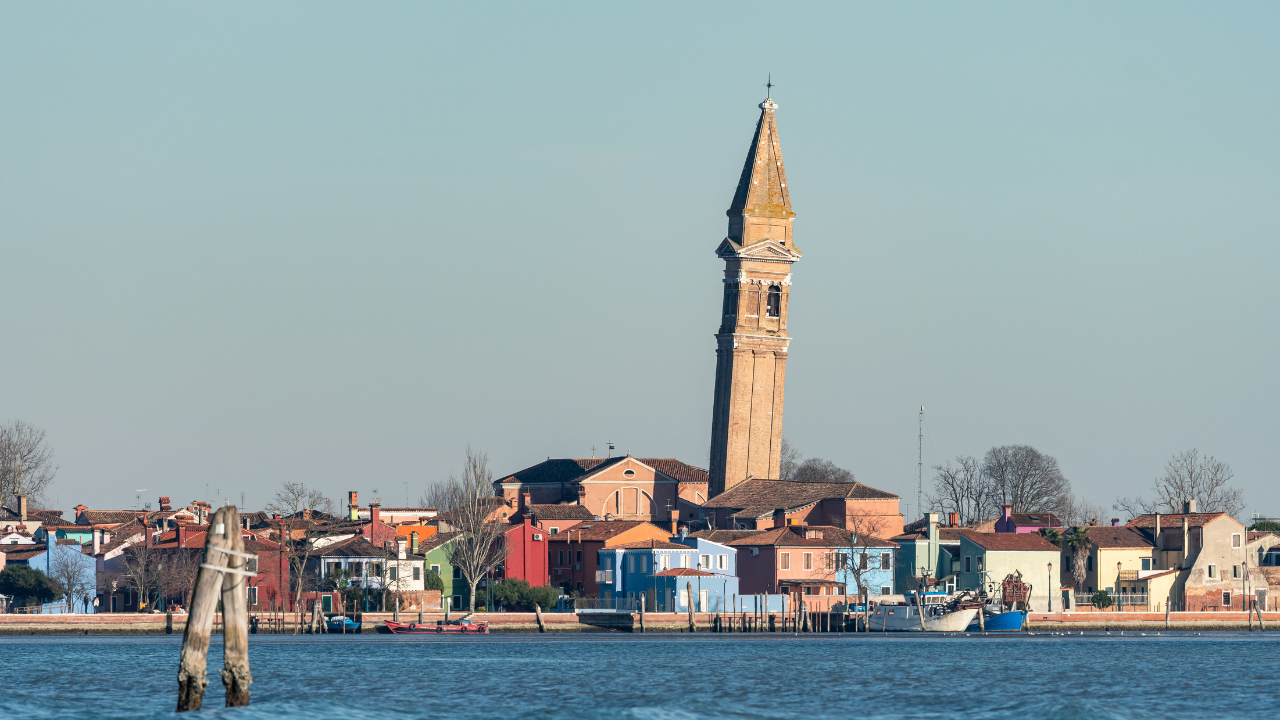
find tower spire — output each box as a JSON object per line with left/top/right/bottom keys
{"left": 725, "top": 95, "right": 796, "bottom": 249}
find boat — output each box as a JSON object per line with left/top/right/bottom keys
{"left": 967, "top": 609, "right": 1026, "bottom": 632}
{"left": 326, "top": 616, "right": 360, "bottom": 632}
{"left": 385, "top": 618, "right": 490, "bottom": 634}
{"left": 869, "top": 602, "right": 979, "bottom": 632}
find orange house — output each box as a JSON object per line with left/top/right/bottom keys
{"left": 546, "top": 520, "right": 671, "bottom": 596}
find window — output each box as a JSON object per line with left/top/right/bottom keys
{"left": 430, "top": 564, "right": 440, "bottom": 575}
{"left": 824, "top": 552, "right": 834, "bottom": 570}
{"left": 641, "top": 556, "right": 650, "bottom": 573}
{"left": 389, "top": 567, "right": 398, "bottom": 581}
{"left": 627, "top": 556, "right": 635, "bottom": 573}
{"left": 351, "top": 563, "right": 363, "bottom": 577}
{"left": 836, "top": 554, "right": 849, "bottom": 571}
{"left": 859, "top": 553, "right": 868, "bottom": 570}
{"left": 413, "top": 566, "right": 421, "bottom": 580}
{"left": 1233, "top": 565, "right": 1240, "bottom": 579}
{"left": 881, "top": 586, "right": 892, "bottom": 595}
{"left": 722, "top": 287, "right": 738, "bottom": 318}
{"left": 602, "top": 556, "right": 612, "bottom": 571}
{"left": 451, "top": 595, "right": 461, "bottom": 609}
{"left": 976, "top": 555, "right": 983, "bottom": 572}
{"left": 780, "top": 552, "right": 790, "bottom": 570}
{"left": 576, "top": 550, "right": 582, "bottom": 562}
{"left": 679, "top": 554, "right": 689, "bottom": 569}
{"left": 679, "top": 589, "right": 689, "bottom": 607}
{"left": 1208, "top": 564, "right": 1217, "bottom": 579}
{"left": 1087, "top": 557, "right": 1093, "bottom": 572}
{"left": 322, "top": 595, "right": 333, "bottom": 613}
{"left": 1232, "top": 533, "right": 1242, "bottom": 549}
{"left": 881, "top": 552, "right": 892, "bottom": 569}
{"left": 803, "top": 552, "right": 813, "bottom": 570}
{"left": 1141, "top": 558, "right": 1151, "bottom": 571}
{"left": 766, "top": 285, "right": 781, "bottom": 318}
{"left": 246, "top": 586, "right": 258, "bottom": 606}
{"left": 701, "top": 554, "right": 711, "bottom": 569}
{"left": 558, "top": 550, "right": 565, "bottom": 565}
{"left": 659, "top": 554, "right": 670, "bottom": 571}
{"left": 550, "top": 527, "right": 559, "bottom": 535}
{"left": 718, "top": 554, "right": 727, "bottom": 571}
{"left": 453, "top": 566, "right": 462, "bottom": 579}
{"left": 964, "top": 556, "right": 972, "bottom": 573}
{"left": 247, "top": 557, "right": 258, "bottom": 572}
{"left": 1222, "top": 591, "right": 1231, "bottom": 607}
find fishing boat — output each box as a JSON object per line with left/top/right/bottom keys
{"left": 967, "top": 608, "right": 1026, "bottom": 632}
{"left": 326, "top": 616, "right": 360, "bottom": 632}
{"left": 384, "top": 618, "right": 489, "bottom": 634}
{"left": 869, "top": 599, "right": 979, "bottom": 632}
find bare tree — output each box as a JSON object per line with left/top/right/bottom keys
{"left": 442, "top": 447, "right": 511, "bottom": 612}
{"left": 792, "top": 458, "right": 855, "bottom": 484}
{"left": 418, "top": 480, "right": 457, "bottom": 513}
{"left": 928, "top": 456, "right": 989, "bottom": 525}
{"left": 162, "top": 549, "right": 202, "bottom": 609}
{"left": 49, "top": 548, "right": 94, "bottom": 613}
{"left": 0, "top": 420, "right": 58, "bottom": 508}
{"left": 266, "top": 482, "right": 333, "bottom": 517}
{"left": 1060, "top": 493, "right": 1107, "bottom": 527}
{"left": 1114, "top": 449, "right": 1243, "bottom": 519}
{"left": 839, "top": 510, "right": 887, "bottom": 598}
{"left": 981, "top": 445, "right": 1071, "bottom": 515}
{"left": 779, "top": 438, "right": 802, "bottom": 481}
{"left": 117, "top": 543, "right": 160, "bottom": 611}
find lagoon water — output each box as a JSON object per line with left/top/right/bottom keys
{"left": 2, "top": 633, "right": 1274, "bottom": 719}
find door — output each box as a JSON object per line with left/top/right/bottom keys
{"left": 698, "top": 590, "right": 708, "bottom": 613}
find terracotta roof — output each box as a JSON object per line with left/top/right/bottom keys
{"left": 496, "top": 457, "right": 709, "bottom": 487}
{"left": 1083, "top": 526, "right": 1153, "bottom": 549}
{"left": 415, "top": 531, "right": 460, "bottom": 554}
{"left": 527, "top": 504, "right": 595, "bottom": 521}
{"left": 546, "top": 521, "right": 664, "bottom": 543}
{"left": 0, "top": 507, "right": 64, "bottom": 523}
{"left": 654, "top": 568, "right": 717, "bottom": 577}
{"left": 1010, "top": 512, "right": 1061, "bottom": 527}
{"left": 689, "top": 529, "right": 764, "bottom": 543}
{"left": 703, "top": 479, "right": 898, "bottom": 520}
{"left": 0, "top": 545, "right": 51, "bottom": 562}
{"left": 959, "top": 531, "right": 1059, "bottom": 552}
{"left": 725, "top": 525, "right": 896, "bottom": 549}
{"left": 317, "top": 537, "right": 392, "bottom": 558}
{"left": 1126, "top": 513, "right": 1236, "bottom": 529}
{"left": 612, "top": 540, "right": 690, "bottom": 551}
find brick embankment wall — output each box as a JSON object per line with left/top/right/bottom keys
{"left": 1027, "top": 611, "right": 1280, "bottom": 631}
{"left": 0, "top": 613, "right": 186, "bottom": 635}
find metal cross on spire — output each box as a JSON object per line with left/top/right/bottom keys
{"left": 766, "top": 73, "right": 774, "bottom": 98}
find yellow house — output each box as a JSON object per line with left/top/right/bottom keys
{"left": 1064, "top": 526, "right": 1157, "bottom": 609}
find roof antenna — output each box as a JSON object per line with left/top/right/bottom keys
{"left": 607, "top": 442, "right": 615, "bottom": 458}
{"left": 765, "top": 73, "right": 774, "bottom": 98}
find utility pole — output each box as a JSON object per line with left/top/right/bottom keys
{"left": 917, "top": 407, "right": 924, "bottom": 522}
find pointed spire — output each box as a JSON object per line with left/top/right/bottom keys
{"left": 728, "top": 97, "right": 794, "bottom": 223}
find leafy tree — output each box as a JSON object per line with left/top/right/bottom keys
{"left": 1091, "top": 590, "right": 1113, "bottom": 609}
{"left": 1249, "top": 520, "right": 1280, "bottom": 532}
{"left": 0, "top": 565, "right": 64, "bottom": 607}
{"left": 489, "top": 578, "right": 559, "bottom": 611}
{"left": 1062, "top": 527, "right": 1093, "bottom": 591}
{"left": 1038, "top": 528, "right": 1063, "bottom": 548}
{"left": 792, "top": 458, "right": 855, "bottom": 484}
{"left": 525, "top": 584, "right": 560, "bottom": 612}
{"left": 423, "top": 569, "right": 445, "bottom": 592}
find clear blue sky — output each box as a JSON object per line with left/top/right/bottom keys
{"left": 2, "top": 2, "right": 1276, "bottom": 519}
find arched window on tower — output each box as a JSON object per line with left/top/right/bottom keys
{"left": 766, "top": 285, "right": 781, "bottom": 318}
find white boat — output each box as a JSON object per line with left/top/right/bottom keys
{"left": 868, "top": 603, "right": 979, "bottom": 632}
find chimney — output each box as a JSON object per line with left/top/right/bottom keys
{"left": 92, "top": 529, "right": 101, "bottom": 555}
{"left": 302, "top": 509, "right": 312, "bottom": 521}
{"left": 348, "top": 491, "right": 359, "bottom": 521}
{"left": 1181, "top": 516, "right": 1189, "bottom": 568}
{"left": 1154, "top": 513, "right": 1161, "bottom": 549}
{"left": 1186, "top": 498, "right": 1197, "bottom": 514}
{"left": 74, "top": 505, "right": 88, "bottom": 522}
{"left": 370, "top": 502, "right": 381, "bottom": 526}
{"left": 927, "top": 513, "right": 940, "bottom": 577}
{"left": 949, "top": 512, "right": 960, "bottom": 527}
{"left": 410, "top": 531, "right": 419, "bottom": 555}
{"left": 520, "top": 490, "right": 530, "bottom": 513}
{"left": 1002, "top": 504, "right": 1012, "bottom": 521}
{"left": 18, "top": 495, "right": 27, "bottom": 523}
{"left": 396, "top": 537, "right": 407, "bottom": 560}
{"left": 773, "top": 508, "right": 787, "bottom": 529}
{"left": 158, "top": 496, "right": 172, "bottom": 512}
{"left": 1111, "top": 518, "right": 1119, "bottom": 527}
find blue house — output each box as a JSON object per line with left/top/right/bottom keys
{"left": 597, "top": 539, "right": 739, "bottom": 611}
{"left": 0, "top": 533, "right": 98, "bottom": 613}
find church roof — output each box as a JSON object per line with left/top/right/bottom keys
{"left": 728, "top": 97, "right": 794, "bottom": 221}
{"left": 495, "top": 457, "right": 709, "bottom": 486}
{"left": 703, "top": 479, "right": 898, "bottom": 520}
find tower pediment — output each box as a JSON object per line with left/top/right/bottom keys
{"left": 716, "top": 237, "right": 802, "bottom": 262}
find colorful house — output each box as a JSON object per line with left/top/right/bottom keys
{"left": 1126, "top": 505, "right": 1252, "bottom": 611}
{"left": 727, "top": 523, "right": 896, "bottom": 598}
{"left": 956, "top": 531, "right": 1061, "bottom": 612}
{"left": 701, "top": 479, "right": 903, "bottom": 539}
{"left": 548, "top": 521, "right": 671, "bottom": 596}
{"left": 993, "top": 504, "right": 1063, "bottom": 534}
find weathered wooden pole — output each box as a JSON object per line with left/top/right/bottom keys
{"left": 177, "top": 507, "right": 235, "bottom": 711}
{"left": 534, "top": 603, "right": 546, "bottom": 633}
{"left": 638, "top": 593, "right": 645, "bottom": 634}
{"left": 219, "top": 507, "right": 252, "bottom": 707}
{"left": 686, "top": 582, "right": 696, "bottom": 632}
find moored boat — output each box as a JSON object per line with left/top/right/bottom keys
{"left": 967, "top": 609, "right": 1026, "bottom": 632}
{"left": 326, "top": 616, "right": 360, "bottom": 632}
{"left": 869, "top": 603, "right": 978, "bottom": 632}
{"left": 385, "top": 618, "right": 490, "bottom": 634}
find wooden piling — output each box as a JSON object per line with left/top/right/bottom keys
{"left": 638, "top": 593, "right": 645, "bottom": 634}
{"left": 218, "top": 507, "right": 252, "bottom": 707}
{"left": 686, "top": 582, "right": 696, "bottom": 632}
{"left": 177, "top": 507, "right": 235, "bottom": 712}
{"left": 534, "top": 603, "right": 546, "bottom": 633}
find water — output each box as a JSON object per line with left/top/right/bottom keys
{"left": 2, "top": 633, "right": 1274, "bottom": 719}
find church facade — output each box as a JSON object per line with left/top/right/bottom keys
{"left": 707, "top": 96, "right": 802, "bottom": 498}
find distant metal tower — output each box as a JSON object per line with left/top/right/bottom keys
{"left": 917, "top": 406, "right": 924, "bottom": 521}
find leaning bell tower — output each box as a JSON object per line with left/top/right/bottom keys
{"left": 707, "top": 95, "right": 802, "bottom": 498}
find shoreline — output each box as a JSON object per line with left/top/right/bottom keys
{"left": 2, "top": 610, "right": 1276, "bottom": 635}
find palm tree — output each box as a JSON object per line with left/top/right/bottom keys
{"left": 1062, "top": 526, "right": 1093, "bottom": 591}
{"left": 1038, "top": 528, "right": 1062, "bottom": 548}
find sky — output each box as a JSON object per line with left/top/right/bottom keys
{"left": 1, "top": 2, "right": 1277, "bottom": 521}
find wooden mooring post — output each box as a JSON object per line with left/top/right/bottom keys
{"left": 176, "top": 506, "right": 255, "bottom": 712}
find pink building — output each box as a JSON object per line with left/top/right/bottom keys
{"left": 993, "top": 504, "right": 1062, "bottom": 534}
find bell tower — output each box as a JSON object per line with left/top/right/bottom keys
{"left": 707, "top": 96, "right": 802, "bottom": 498}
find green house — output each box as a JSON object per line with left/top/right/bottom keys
{"left": 417, "top": 532, "right": 471, "bottom": 610}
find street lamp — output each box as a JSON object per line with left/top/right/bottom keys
{"left": 1047, "top": 562, "right": 1053, "bottom": 613}
{"left": 1117, "top": 561, "right": 1123, "bottom": 612}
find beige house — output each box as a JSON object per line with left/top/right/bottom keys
{"left": 1125, "top": 504, "right": 1251, "bottom": 611}
{"left": 957, "top": 531, "right": 1061, "bottom": 612}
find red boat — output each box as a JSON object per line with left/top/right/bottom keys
{"left": 385, "top": 619, "right": 490, "bottom": 634}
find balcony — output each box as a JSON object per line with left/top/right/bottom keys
{"left": 595, "top": 570, "right": 614, "bottom": 584}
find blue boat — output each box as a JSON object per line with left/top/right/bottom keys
{"left": 967, "top": 610, "right": 1025, "bottom": 631}
{"left": 326, "top": 616, "right": 360, "bottom": 632}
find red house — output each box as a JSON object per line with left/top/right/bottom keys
{"left": 498, "top": 518, "right": 549, "bottom": 587}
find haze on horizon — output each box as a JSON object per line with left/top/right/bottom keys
{"left": 1, "top": 2, "right": 1276, "bottom": 521}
